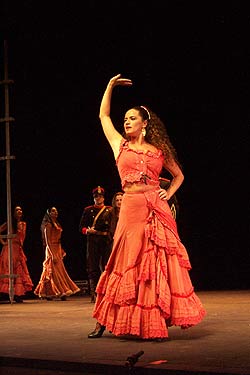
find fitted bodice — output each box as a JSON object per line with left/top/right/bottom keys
{"left": 45, "top": 222, "right": 62, "bottom": 244}
{"left": 116, "top": 139, "right": 164, "bottom": 189}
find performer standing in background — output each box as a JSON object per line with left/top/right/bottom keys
{"left": 87, "top": 74, "right": 206, "bottom": 340}
{"left": 79, "top": 186, "right": 112, "bottom": 303}
{"left": 34, "top": 207, "right": 80, "bottom": 301}
{"left": 109, "top": 191, "right": 124, "bottom": 240}
{"left": 0, "top": 206, "right": 33, "bottom": 303}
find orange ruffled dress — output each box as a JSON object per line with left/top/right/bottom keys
{"left": 92, "top": 139, "right": 206, "bottom": 339}
{"left": 34, "top": 222, "right": 80, "bottom": 298}
{"left": 0, "top": 221, "right": 33, "bottom": 296}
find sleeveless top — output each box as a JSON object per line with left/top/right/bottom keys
{"left": 116, "top": 139, "right": 164, "bottom": 189}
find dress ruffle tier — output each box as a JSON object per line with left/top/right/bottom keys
{"left": 93, "top": 190, "right": 206, "bottom": 339}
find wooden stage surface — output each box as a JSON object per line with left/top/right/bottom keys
{"left": 0, "top": 290, "right": 250, "bottom": 375}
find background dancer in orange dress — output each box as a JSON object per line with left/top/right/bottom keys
{"left": 34, "top": 207, "right": 80, "bottom": 301}
{"left": 88, "top": 74, "right": 206, "bottom": 340}
{"left": 0, "top": 206, "right": 33, "bottom": 303}
{"left": 109, "top": 191, "right": 124, "bottom": 240}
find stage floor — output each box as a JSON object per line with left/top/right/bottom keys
{"left": 0, "top": 290, "right": 250, "bottom": 375}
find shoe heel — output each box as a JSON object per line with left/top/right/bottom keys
{"left": 88, "top": 322, "right": 105, "bottom": 338}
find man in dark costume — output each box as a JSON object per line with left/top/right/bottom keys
{"left": 79, "top": 186, "right": 112, "bottom": 303}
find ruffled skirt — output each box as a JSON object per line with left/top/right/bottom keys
{"left": 34, "top": 246, "right": 80, "bottom": 298}
{"left": 0, "top": 242, "right": 33, "bottom": 296}
{"left": 93, "top": 190, "right": 206, "bottom": 339}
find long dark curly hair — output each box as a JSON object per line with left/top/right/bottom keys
{"left": 123, "top": 106, "right": 182, "bottom": 169}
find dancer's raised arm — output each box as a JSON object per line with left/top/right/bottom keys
{"left": 99, "top": 74, "right": 132, "bottom": 159}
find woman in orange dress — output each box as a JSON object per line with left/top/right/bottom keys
{"left": 109, "top": 191, "right": 124, "bottom": 240}
{"left": 0, "top": 206, "right": 33, "bottom": 303}
{"left": 34, "top": 207, "right": 80, "bottom": 300}
{"left": 87, "top": 74, "right": 206, "bottom": 340}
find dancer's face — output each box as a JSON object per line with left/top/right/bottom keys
{"left": 50, "top": 207, "right": 58, "bottom": 219}
{"left": 114, "top": 194, "right": 123, "bottom": 208}
{"left": 14, "top": 206, "right": 23, "bottom": 220}
{"left": 124, "top": 109, "right": 147, "bottom": 137}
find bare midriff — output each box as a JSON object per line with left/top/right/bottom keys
{"left": 123, "top": 181, "right": 159, "bottom": 193}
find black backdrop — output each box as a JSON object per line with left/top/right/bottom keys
{"left": 0, "top": 1, "right": 249, "bottom": 290}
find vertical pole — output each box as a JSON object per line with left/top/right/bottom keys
{"left": 4, "top": 40, "right": 14, "bottom": 303}
{"left": 0, "top": 40, "right": 15, "bottom": 303}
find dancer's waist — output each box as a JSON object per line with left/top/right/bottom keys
{"left": 124, "top": 182, "right": 159, "bottom": 194}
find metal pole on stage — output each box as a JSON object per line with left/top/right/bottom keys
{"left": 0, "top": 40, "right": 16, "bottom": 304}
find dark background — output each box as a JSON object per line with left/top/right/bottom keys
{"left": 0, "top": 1, "right": 249, "bottom": 291}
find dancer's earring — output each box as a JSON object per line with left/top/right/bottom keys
{"left": 142, "top": 128, "right": 146, "bottom": 137}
